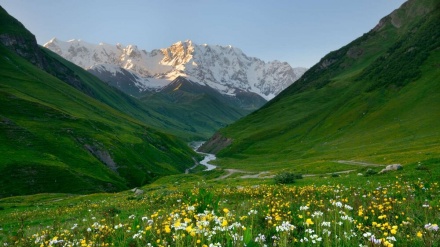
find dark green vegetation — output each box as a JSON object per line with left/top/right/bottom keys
{"left": 273, "top": 171, "right": 303, "bottom": 184}
{"left": 202, "top": 0, "right": 440, "bottom": 172}
{"left": 140, "top": 77, "right": 261, "bottom": 140}
{"left": 0, "top": 6, "right": 197, "bottom": 197}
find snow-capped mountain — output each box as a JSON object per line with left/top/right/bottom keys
{"left": 44, "top": 38, "right": 307, "bottom": 100}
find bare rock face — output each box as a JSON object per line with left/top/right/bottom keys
{"left": 198, "top": 132, "right": 233, "bottom": 154}
{"left": 131, "top": 188, "right": 144, "bottom": 196}
{"left": 0, "top": 33, "right": 46, "bottom": 69}
{"left": 0, "top": 30, "right": 96, "bottom": 99}
{"left": 84, "top": 144, "right": 118, "bottom": 172}
{"left": 379, "top": 164, "right": 403, "bottom": 174}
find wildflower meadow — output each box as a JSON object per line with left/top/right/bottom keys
{"left": 0, "top": 171, "right": 439, "bottom": 247}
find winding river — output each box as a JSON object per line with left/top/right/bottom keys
{"left": 188, "top": 141, "right": 217, "bottom": 171}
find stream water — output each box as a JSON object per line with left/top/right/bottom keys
{"left": 188, "top": 141, "right": 217, "bottom": 171}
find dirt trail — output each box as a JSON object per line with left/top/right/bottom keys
{"left": 214, "top": 160, "right": 384, "bottom": 180}
{"left": 302, "top": 169, "right": 356, "bottom": 177}
{"left": 215, "top": 169, "right": 250, "bottom": 180}
{"left": 185, "top": 158, "right": 199, "bottom": 174}
{"left": 336, "top": 160, "right": 384, "bottom": 167}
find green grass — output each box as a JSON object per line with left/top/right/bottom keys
{"left": 201, "top": 0, "right": 440, "bottom": 172}
{"left": 0, "top": 44, "right": 197, "bottom": 197}
{"left": 0, "top": 5, "right": 214, "bottom": 198}
{"left": 0, "top": 158, "right": 439, "bottom": 246}
{"left": 1, "top": 1, "right": 440, "bottom": 245}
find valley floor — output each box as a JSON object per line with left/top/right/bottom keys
{"left": 0, "top": 158, "right": 439, "bottom": 246}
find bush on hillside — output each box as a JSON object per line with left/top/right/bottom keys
{"left": 274, "top": 172, "right": 302, "bottom": 184}
{"left": 365, "top": 169, "right": 378, "bottom": 177}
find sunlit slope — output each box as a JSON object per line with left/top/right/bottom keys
{"left": 0, "top": 43, "right": 199, "bottom": 199}
{"left": 202, "top": 0, "right": 440, "bottom": 170}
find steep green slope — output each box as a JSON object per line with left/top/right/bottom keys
{"left": 0, "top": 7, "right": 196, "bottom": 197}
{"left": 0, "top": 45, "right": 196, "bottom": 197}
{"left": 201, "top": 0, "right": 440, "bottom": 171}
{"left": 0, "top": 6, "right": 199, "bottom": 141}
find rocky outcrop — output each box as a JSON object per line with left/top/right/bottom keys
{"left": 379, "top": 164, "right": 403, "bottom": 174}
{"left": 198, "top": 132, "right": 233, "bottom": 154}
{"left": 0, "top": 33, "right": 47, "bottom": 69}
{"left": 0, "top": 36, "right": 96, "bottom": 99}
{"left": 84, "top": 144, "right": 118, "bottom": 172}
{"left": 0, "top": 6, "right": 47, "bottom": 69}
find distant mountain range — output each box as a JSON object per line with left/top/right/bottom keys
{"left": 200, "top": 0, "right": 440, "bottom": 172}
{"left": 44, "top": 39, "right": 307, "bottom": 100}
{"left": 43, "top": 39, "right": 307, "bottom": 140}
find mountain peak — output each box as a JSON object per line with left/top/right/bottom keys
{"left": 172, "top": 40, "right": 194, "bottom": 47}
{"left": 44, "top": 39, "right": 307, "bottom": 100}
{"left": 47, "top": 37, "right": 58, "bottom": 43}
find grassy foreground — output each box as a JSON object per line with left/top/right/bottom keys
{"left": 0, "top": 160, "right": 439, "bottom": 247}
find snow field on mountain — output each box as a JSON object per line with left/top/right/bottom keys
{"left": 44, "top": 39, "right": 307, "bottom": 99}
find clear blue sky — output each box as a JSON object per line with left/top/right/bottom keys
{"left": 1, "top": 0, "right": 406, "bottom": 68}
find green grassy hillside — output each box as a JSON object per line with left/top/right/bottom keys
{"left": 0, "top": 44, "right": 196, "bottom": 197}
{"left": 0, "top": 7, "right": 198, "bottom": 197}
{"left": 201, "top": 0, "right": 440, "bottom": 172}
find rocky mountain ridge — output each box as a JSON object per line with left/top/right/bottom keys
{"left": 44, "top": 39, "right": 307, "bottom": 100}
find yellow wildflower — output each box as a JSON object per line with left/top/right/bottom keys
{"left": 222, "top": 219, "right": 228, "bottom": 227}
{"left": 305, "top": 218, "right": 314, "bottom": 226}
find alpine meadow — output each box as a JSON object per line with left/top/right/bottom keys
{"left": 0, "top": 0, "right": 439, "bottom": 246}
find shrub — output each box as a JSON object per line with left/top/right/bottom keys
{"left": 101, "top": 206, "right": 121, "bottom": 218}
{"left": 274, "top": 172, "right": 301, "bottom": 184}
{"left": 415, "top": 162, "right": 429, "bottom": 171}
{"left": 365, "top": 169, "right": 377, "bottom": 176}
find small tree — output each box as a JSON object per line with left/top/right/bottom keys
{"left": 274, "top": 172, "right": 302, "bottom": 184}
